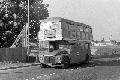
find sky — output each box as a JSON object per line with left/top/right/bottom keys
{"left": 43, "top": 0, "right": 120, "bottom": 41}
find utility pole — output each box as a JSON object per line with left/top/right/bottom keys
{"left": 27, "top": 0, "right": 30, "bottom": 54}
{"left": 26, "top": 0, "right": 30, "bottom": 62}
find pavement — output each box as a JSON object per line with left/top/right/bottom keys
{"left": 0, "top": 63, "right": 41, "bottom": 70}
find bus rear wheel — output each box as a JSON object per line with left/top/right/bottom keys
{"left": 62, "top": 56, "right": 70, "bottom": 69}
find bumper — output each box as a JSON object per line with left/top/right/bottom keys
{"left": 45, "top": 63, "right": 62, "bottom": 67}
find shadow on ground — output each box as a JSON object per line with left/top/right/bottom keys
{"left": 55, "top": 62, "right": 95, "bottom": 69}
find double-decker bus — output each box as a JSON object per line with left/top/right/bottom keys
{"left": 38, "top": 17, "right": 93, "bottom": 68}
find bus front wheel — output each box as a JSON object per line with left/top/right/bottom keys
{"left": 62, "top": 56, "right": 70, "bottom": 69}
{"left": 40, "top": 63, "right": 47, "bottom": 68}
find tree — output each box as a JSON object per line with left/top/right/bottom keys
{"left": 29, "top": 0, "right": 49, "bottom": 40}
{"left": 0, "top": 0, "right": 49, "bottom": 48}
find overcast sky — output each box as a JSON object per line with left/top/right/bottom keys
{"left": 43, "top": 0, "right": 120, "bottom": 41}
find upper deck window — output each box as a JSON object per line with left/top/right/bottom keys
{"left": 85, "top": 28, "right": 90, "bottom": 33}
{"left": 40, "top": 21, "right": 60, "bottom": 30}
{"left": 51, "top": 22, "right": 60, "bottom": 29}
{"left": 90, "top": 28, "right": 92, "bottom": 33}
{"left": 40, "top": 22, "right": 52, "bottom": 30}
{"left": 84, "top": 27, "right": 92, "bottom": 33}
{"left": 78, "top": 26, "right": 84, "bottom": 31}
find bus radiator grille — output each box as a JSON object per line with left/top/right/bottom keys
{"left": 44, "top": 56, "right": 55, "bottom": 64}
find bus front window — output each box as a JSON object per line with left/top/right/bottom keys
{"left": 39, "top": 41, "right": 59, "bottom": 52}
{"left": 49, "top": 41, "right": 59, "bottom": 52}
{"left": 49, "top": 44, "right": 54, "bottom": 52}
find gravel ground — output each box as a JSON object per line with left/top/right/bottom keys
{"left": 1, "top": 59, "right": 120, "bottom": 80}
{"left": 0, "top": 56, "right": 120, "bottom": 80}
{"left": 49, "top": 59, "right": 120, "bottom": 80}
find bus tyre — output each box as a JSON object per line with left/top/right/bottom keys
{"left": 40, "top": 63, "right": 47, "bottom": 68}
{"left": 62, "top": 56, "right": 70, "bottom": 69}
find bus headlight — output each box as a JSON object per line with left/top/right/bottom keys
{"left": 39, "top": 57, "right": 44, "bottom": 61}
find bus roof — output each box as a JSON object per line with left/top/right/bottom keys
{"left": 41, "top": 17, "right": 91, "bottom": 28}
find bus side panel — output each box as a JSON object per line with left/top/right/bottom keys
{"left": 69, "top": 43, "right": 90, "bottom": 64}
{"left": 69, "top": 44, "right": 77, "bottom": 64}
{"left": 69, "top": 44, "right": 84, "bottom": 64}
{"left": 77, "top": 43, "right": 86, "bottom": 62}
{"left": 81, "top": 43, "right": 91, "bottom": 61}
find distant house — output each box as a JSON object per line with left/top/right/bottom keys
{"left": 104, "top": 40, "right": 113, "bottom": 46}
{"left": 92, "top": 39, "right": 116, "bottom": 46}
{"left": 91, "top": 40, "right": 106, "bottom": 46}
